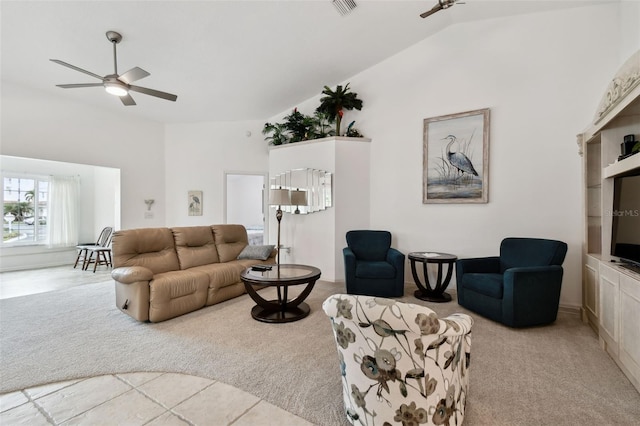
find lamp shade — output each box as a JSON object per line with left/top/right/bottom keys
{"left": 269, "top": 188, "right": 291, "bottom": 206}
{"left": 290, "top": 189, "right": 308, "bottom": 206}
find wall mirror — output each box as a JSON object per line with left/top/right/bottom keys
{"left": 270, "top": 168, "right": 332, "bottom": 214}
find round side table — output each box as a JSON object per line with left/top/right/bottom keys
{"left": 408, "top": 252, "right": 457, "bottom": 303}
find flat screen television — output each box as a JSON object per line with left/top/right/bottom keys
{"left": 611, "top": 173, "right": 640, "bottom": 270}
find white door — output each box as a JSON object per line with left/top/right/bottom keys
{"left": 224, "top": 173, "right": 266, "bottom": 245}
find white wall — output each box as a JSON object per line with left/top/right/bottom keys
{"left": 225, "top": 174, "right": 264, "bottom": 228}
{"left": 619, "top": 0, "right": 640, "bottom": 62}
{"left": 1, "top": 81, "right": 166, "bottom": 230}
{"left": 268, "top": 3, "right": 633, "bottom": 309}
{"left": 164, "top": 121, "right": 269, "bottom": 226}
{"left": 93, "top": 166, "right": 121, "bottom": 237}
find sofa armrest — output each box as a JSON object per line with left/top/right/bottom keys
{"left": 503, "top": 265, "right": 564, "bottom": 296}
{"left": 111, "top": 266, "right": 154, "bottom": 284}
{"left": 386, "top": 248, "right": 405, "bottom": 274}
{"left": 343, "top": 247, "right": 357, "bottom": 282}
{"left": 502, "top": 265, "right": 564, "bottom": 326}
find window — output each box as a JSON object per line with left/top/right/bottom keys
{"left": 3, "top": 175, "right": 49, "bottom": 245}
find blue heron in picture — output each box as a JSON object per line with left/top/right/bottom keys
{"left": 444, "top": 135, "right": 478, "bottom": 180}
{"left": 189, "top": 194, "right": 201, "bottom": 213}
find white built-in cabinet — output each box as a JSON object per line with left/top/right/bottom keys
{"left": 578, "top": 50, "right": 640, "bottom": 393}
{"left": 598, "top": 263, "right": 620, "bottom": 353}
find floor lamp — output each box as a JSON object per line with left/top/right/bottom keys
{"left": 269, "top": 188, "right": 291, "bottom": 265}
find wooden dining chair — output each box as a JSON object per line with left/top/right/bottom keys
{"left": 82, "top": 232, "right": 113, "bottom": 272}
{"left": 73, "top": 227, "right": 113, "bottom": 270}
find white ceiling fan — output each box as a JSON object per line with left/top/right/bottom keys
{"left": 50, "top": 31, "right": 177, "bottom": 106}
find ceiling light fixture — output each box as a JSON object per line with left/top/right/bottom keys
{"left": 104, "top": 84, "right": 128, "bottom": 97}
{"left": 103, "top": 76, "right": 128, "bottom": 97}
{"left": 333, "top": 0, "right": 357, "bottom": 16}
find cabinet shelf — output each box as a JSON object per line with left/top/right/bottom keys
{"left": 603, "top": 153, "right": 640, "bottom": 178}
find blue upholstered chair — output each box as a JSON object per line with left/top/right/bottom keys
{"left": 456, "top": 237, "right": 567, "bottom": 327}
{"left": 343, "top": 230, "right": 405, "bottom": 297}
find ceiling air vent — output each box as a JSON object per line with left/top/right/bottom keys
{"left": 333, "top": 0, "right": 357, "bottom": 16}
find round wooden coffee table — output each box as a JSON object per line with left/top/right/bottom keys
{"left": 240, "top": 264, "right": 321, "bottom": 323}
{"left": 408, "top": 252, "right": 457, "bottom": 302}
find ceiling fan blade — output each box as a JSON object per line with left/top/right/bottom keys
{"left": 56, "top": 83, "right": 104, "bottom": 89}
{"left": 119, "top": 67, "right": 150, "bottom": 84}
{"left": 129, "top": 85, "right": 177, "bottom": 102}
{"left": 50, "top": 59, "right": 104, "bottom": 81}
{"left": 420, "top": 4, "right": 443, "bottom": 18}
{"left": 120, "top": 93, "right": 136, "bottom": 106}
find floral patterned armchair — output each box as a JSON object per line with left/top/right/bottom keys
{"left": 323, "top": 294, "right": 473, "bottom": 426}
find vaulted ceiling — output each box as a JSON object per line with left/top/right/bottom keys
{"left": 1, "top": 0, "right": 610, "bottom": 124}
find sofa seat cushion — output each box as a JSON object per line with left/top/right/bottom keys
{"left": 355, "top": 261, "right": 397, "bottom": 279}
{"left": 461, "top": 273, "right": 504, "bottom": 299}
{"left": 190, "top": 261, "right": 247, "bottom": 289}
{"left": 149, "top": 270, "right": 209, "bottom": 322}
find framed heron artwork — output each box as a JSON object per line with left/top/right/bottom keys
{"left": 423, "top": 108, "right": 490, "bottom": 204}
{"left": 188, "top": 190, "right": 203, "bottom": 216}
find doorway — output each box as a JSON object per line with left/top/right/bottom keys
{"left": 224, "top": 172, "right": 266, "bottom": 245}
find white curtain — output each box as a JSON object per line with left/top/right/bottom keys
{"left": 48, "top": 175, "right": 80, "bottom": 247}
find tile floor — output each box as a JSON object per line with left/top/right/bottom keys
{"left": 0, "top": 265, "right": 112, "bottom": 300}
{"left": 0, "top": 267, "right": 314, "bottom": 425}
{"left": 0, "top": 372, "right": 313, "bottom": 425}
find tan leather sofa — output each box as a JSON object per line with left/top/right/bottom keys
{"left": 111, "top": 224, "right": 275, "bottom": 322}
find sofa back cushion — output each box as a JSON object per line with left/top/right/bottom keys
{"left": 346, "top": 230, "right": 392, "bottom": 261}
{"left": 499, "top": 237, "right": 568, "bottom": 273}
{"left": 172, "top": 226, "right": 220, "bottom": 269}
{"left": 212, "top": 224, "right": 248, "bottom": 262}
{"left": 112, "top": 228, "right": 180, "bottom": 274}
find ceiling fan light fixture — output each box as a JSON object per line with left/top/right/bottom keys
{"left": 104, "top": 81, "right": 128, "bottom": 97}
{"left": 441, "top": 0, "right": 456, "bottom": 9}
{"left": 51, "top": 30, "right": 177, "bottom": 105}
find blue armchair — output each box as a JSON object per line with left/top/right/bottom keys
{"left": 343, "top": 230, "right": 405, "bottom": 297}
{"left": 456, "top": 237, "right": 568, "bottom": 327}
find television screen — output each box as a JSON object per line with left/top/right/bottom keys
{"left": 611, "top": 174, "right": 640, "bottom": 267}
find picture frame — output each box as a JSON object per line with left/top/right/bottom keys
{"left": 188, "top": 190, "right": 203, "bottom": 216}
{"left": 423, "top": 108, "right": 490, "bottom": 204}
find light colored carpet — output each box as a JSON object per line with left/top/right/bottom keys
{"left": 1, "top": 280, "right": 639, "bottom": 425}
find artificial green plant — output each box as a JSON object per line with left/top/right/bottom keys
{"left": 315, "top": 83, "right": 363, "bottom": 136}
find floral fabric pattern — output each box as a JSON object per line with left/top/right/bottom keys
{"left": 323, "top": 294, "right": 473, "bottom": 426}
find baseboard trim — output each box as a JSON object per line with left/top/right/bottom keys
{"left": 558, "top": 304, "right": 581, "bottom": 316}
{"left": 0, "top": 261, "right": 73, "bottom": 273}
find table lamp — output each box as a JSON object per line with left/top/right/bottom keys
{"left": 290, "top": 189, "right": 308, "bottom": 214}
{"left": 269, "top": 188, "right": 291, "bottom": 264}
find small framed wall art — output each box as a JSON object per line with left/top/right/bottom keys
{"left": 423, "top": 108, "right": 490, "bottom": 204}
{"left": 188, "top": 190, "right": 203, "bottom": 216}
